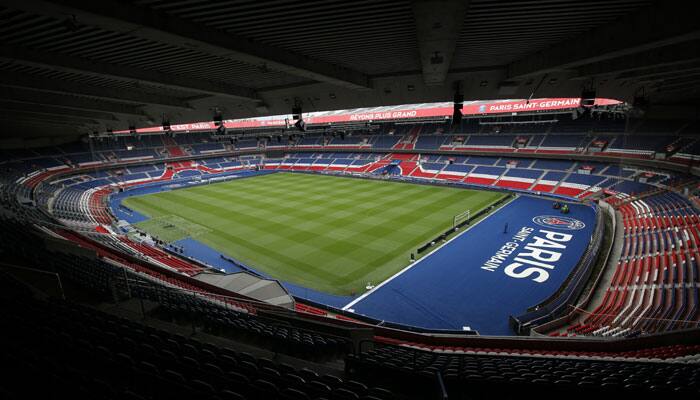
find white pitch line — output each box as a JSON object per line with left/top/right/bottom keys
{"left": 341, "top": 195, "right": 516, "bottom": 311}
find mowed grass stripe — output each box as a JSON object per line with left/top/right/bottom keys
{"left": 124, "top": 173, "right": 507, "bottom": 295}
{"left": 331, "top": 190, "right": 505, "bottom": 286}
{"left": 126, "top": 183, "right": 388, "bottom": 283}
{"left": 142, "top": 183, "right": 420, "bottom": 274}
{"left": 126, "top": 194, "right": 342, "bottom": 284}
{"left": 321, "top": 189, "right": 503, "bottom": 283}
{"left": 199, "top": 175, "right": 426, "bottom": 216}
{"left": 175, "top": 178, "right": 435, "bottom": 243}
{"left": 218, "top": 181, "right": 463, "bottom": 252}
{"left": 196, "top": 180, "right": 440, "bottom": 235}
{"left": 125, "top": 180, "right": 400, "bottom": 284}
{"left": 196, "top": 179, "right": 407, "bottom": 225}
{"left": 126, "top": 175, "right": 498, "bottom": 290}
{"left": 203, "top": 172, "right": 369, "bottom": 199}
{"left": 128, "top": 177, "right": 474, "bottom": 264}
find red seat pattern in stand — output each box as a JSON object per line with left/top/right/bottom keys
{"left": 118, "top": 236, "right": 203, "bottom": 276}
{"left": 495, "top": 180, "right": 532, "bottom": 189}
{"left": 24, "top": 170, "right": 64, "bottom": 188}
{"left": 565, "top": 192, "right": 700, "bottom": 337}
{"left": 392, "top": 126, "right": 421, "bottom": 150}
{"left": 166, "top": 146, "right": 187, "bottom": 157}
{"left": 361, "top": 160, "right": 390, "bottom": 173}
{"left": 435, "top": 173, "right": 465, "bottom": 181}
{"left": 553, "top": 186, "right": 585, "bottom": 196}
{"left": 162, "top": 135, "right": 188, "bottom": 157}
{"left": 530, "top": 183, "right": 556, "bottom": 192}
{"left": 115, "top": 161, "right": 247, "bottom": 190}
{"left": 398, "top": 161, "right": 418, "bottom": 176}
{"left": 89, "top": 188, "right": 113, "bottom": 225}
{"left": 57, "top": 229, "right": 260, "bottom": 312}
{"left": 464, "top": 176, "right": 497, "bottom": 185}
{"left": 410, "top": 167, "right": 438, "bottom": 179}
{"left": 307, "top": 163, "right": 328, "bottom": 171}
{"left": 375, "top": 335, "right": 700, "bottom": 360}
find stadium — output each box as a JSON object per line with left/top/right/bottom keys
{"left": 0, "top": 0, "right": 699, "bottom": 399}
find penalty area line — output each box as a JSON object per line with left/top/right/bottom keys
{"left": 342, "top": 194, "right": 516, "bottom": 311}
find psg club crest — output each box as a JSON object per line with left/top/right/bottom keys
{"left": 532, "top": 215, "right": 586, "bottom": 231}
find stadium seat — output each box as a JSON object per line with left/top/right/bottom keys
{"left": 2, "top": 112, "right": 700, "bottom": 400}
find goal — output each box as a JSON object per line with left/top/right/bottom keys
{"left": 453, "top": 209, "right": 470, "bottom": 229}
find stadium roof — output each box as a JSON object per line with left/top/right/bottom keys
{"left": 111, "top": 97, "right": 622, "bottom": 135}
{"left": 0, "top": 0, "right": 697, "bottom": 140}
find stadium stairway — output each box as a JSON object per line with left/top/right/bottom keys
{"left": 550, "top": 170, "right": 573, "bottom": 194}
{"left": 392, "top": 125, "right": 421, "bottom": 150}
{"left": 526, "top": 170, "right": 549, "bottom": 191}
{"left": 162, "top": 136, "right": 188, "bottom": 158}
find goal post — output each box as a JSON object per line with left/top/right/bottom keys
{"left": 453, "top": 209, "right": 470, "bottom": 229}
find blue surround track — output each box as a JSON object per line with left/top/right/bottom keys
{"left": 109, "top": 172, "right": 597, "bottom": 334}
{"left": 342, "top": 196, "right": 596, "bottom": 335}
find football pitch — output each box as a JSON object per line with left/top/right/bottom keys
{"left": 123, "top": 172, "right": 508, "bottom": 295}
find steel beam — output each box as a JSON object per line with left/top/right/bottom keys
{"left": 412, "top": 0, "right": 468, "bottom": 86}
{"left": 3, "top": 0, "right": 371, "bottom": 89}
{"left": 1, "top": 87, "right": 143, "bottom": 116}
{"left": 507, "top": 2, "right": 700, "bottom": 78}
{"left": 0, "top": 44, "right": 260, "bottom": 101}
{"left": 0, "top": 71, "right": 193, "bottom": 109}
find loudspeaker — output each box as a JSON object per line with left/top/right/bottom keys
{"left": 292, "top": 106, "right": 302, "bottom": 120}
{"left": 452, "top": 103, "right": 463, "bottom": 126}
{"left": 581, "top": 89, "right": 596, "bottom": 107}
{"left": 452, "top": 93, "right": 464, "bottom": 126}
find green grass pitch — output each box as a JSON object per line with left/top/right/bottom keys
{"left": 123, "top": 172, "right": 507, "bottom": 295}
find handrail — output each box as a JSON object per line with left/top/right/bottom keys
{"left": 0, "top": 261, "right": 65, "bottom": 300}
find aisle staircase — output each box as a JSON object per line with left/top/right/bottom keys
{"left": 162, "top": 136, "right": 188, "bottom": 157}
{"left": 392, "top": 125, "right": 422, "bottom": 150}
